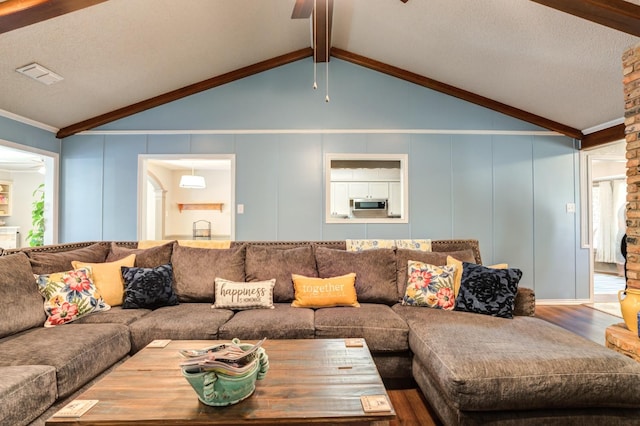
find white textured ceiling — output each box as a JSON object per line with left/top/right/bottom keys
{"left": 0, "top": 0, "right": 638, "bottom": 135}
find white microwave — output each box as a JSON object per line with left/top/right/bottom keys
{"left": 352, "top": 199, "right": 387, "bottom": 211}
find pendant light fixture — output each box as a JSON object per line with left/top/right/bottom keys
{"left": 179, "top": 165, "right": 206, "bottom": 189}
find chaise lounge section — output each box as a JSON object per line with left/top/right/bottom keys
{"left": 1, "top": 239, "right": 639, "bottom": 425}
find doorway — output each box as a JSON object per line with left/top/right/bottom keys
{"left": 582, "top": 141, "right": 626, "bottom": 304}
{"left": 137, "top": 154, "right": 235, "bottom": 241}
{"left": 0, "top": 139, "right": 58, "bottom": 247}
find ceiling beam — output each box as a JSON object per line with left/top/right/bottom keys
{"left": 313, "top": 0, "right": 333, "bottom": 63}
{"left": 292, "top": 0, "right": 405, "bottom": 19}
{"left": 581, "top": 123, "right": 626, "bottom": 149}
{"left": 56, "top": 48, "right": 313, "bottom": 139}
{"left": 0, "top": 0, "right": 109, "bottom": 35}
{"left": 291, "top": 0, "right": 333, "bottom": 63}
{"left": 530, "top": 0, "right": 640, "bottom": 37}
{"left": 331, "top": 48, "right": 584, "bottom": 139}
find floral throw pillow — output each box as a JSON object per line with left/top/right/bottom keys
{"left": 121, "top": 263, "right": 179, "bottom": 309}
{"left": 345, "top": 239, "right": 396, "bottom": 251}
{"left": 36, "top": 267, "right": 110, "bottom": 327}
{"left": 401, "top": 261, "right": 456, "bottom": 310}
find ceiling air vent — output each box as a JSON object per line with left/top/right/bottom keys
{"left": 16, "top": 63, "right": 63, "bottom": 85}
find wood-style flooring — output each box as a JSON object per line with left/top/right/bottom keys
{"left": 535, "top": 304, "right": 622, "bottom": 344}
{"left": 388, "top": 304, "right": 622, "bottom": 425}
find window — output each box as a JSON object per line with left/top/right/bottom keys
{"left": 325, "top": 153, "right": 408, "bottom": 224}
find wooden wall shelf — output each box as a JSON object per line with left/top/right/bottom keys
{"left": 177, "top": 203, "right": 223, "bottom": 213}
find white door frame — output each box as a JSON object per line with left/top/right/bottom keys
{"left": 0, "top": 139, "right": 59, "bottom": 245}
{"left": 137, "top": 154, "right": 236, "bottom": 241}
{"left": 580, "top": 150, "right": 626, "bottom": 302}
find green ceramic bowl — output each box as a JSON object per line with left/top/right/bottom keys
{"left": 181, "top": 340, "right": 269, "bottom": 406}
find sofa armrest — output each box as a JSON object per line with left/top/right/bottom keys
{"left": 513, "top": 287, "right": 535, "bottom": 316}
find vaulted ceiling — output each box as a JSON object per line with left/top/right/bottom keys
{"left": 0, "top": 0, "right": 639, "bottom": 147}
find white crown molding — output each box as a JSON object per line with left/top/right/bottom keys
{"left": 582, "top": 118, "right": 624, "bottom": 135}
{"left": 0, "top": 109, "right": 58, "bottom": 134}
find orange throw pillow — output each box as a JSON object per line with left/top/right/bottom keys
{"left": 291, "top": 273, "right": 360, "bottom": 308}
{"left": 72, "top": 254, "right": 136, "bottom": 306}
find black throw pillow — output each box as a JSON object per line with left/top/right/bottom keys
{"left": 454, "top": 262, "right": 522, "bottom": 319}
{"left": 121, "top": 263, "right": 178, "bottom": 309}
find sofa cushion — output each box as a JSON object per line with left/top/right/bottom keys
{"left": 0, "top": 365, "right": 57, "bottom": 426}
{"left": 36, "top": 268, "right": 111, "bottom": 327}
{"left": 0, "top": 252, "right": 45, "bottom": 338}
{"left": 121, "top": 263, "right": 179, "bottom": 309}
{"left": 128, "top": 303, "right": 233, "bottom": 353}
{"left": 28, "top": 243, "right": 110, "bottom": 275}
{"left": 314, "top": 304, "right": 409, "bottom": 352}
{"left": 72, "top": 254, "right": 136, "bottom": 306}
{"left": 402, "top": 308, "right": 640, "bottom": 411}
{"left": 106, "top": 241, "right": 173, "bottom": 268}
{"left": 72, "top": 306, "right": 151, "bottom": 325}
{"left": 171, "top": 243, "right": 246, "bottom": 302}
{"left": 315, "top": 247, "right": 397, "bottom": 304}
{"left": 245, "top": 245, "right": 318, "bottom": 302}
{"left": 454, "top": 262, "right": 522, "bottom": 319}
{"left": 136, "top": 240, "right": 175, "bottom": 249}
{"left": 212, "top": 278, "right": 275, "bottom": 310}
{"left": 291, "top": 273, "right": 360, "bottom": 308}
{"left": 218, "top": 303, "right": 315, "bottom": 340}
{"left": 401, "top": 261, "right": 456, "bottom": 309}
{"left": 0, "top": 323, "right": 130, "bottom": 398}
{"left": 396, "top": 249, "right": 476, "bottom": 300}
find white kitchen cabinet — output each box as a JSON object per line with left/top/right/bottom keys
{"left": 0, "top": 226, "right": 19, "bottom": 249}
{"left": 388, "top": 182, "right": 402, "bottom": 216}
{"left": 0, "top": 181, "right": 11, "bottom": 217}
{"left": 369, "top": 182, "right": 389, "bottom": 199}
{"left": 348, "top": 182, "right": 369, "bottom": 199}
{"left": 351, "top": 168, "right": 401, "bottom": 181}
{"left": 330, "top": 169, "right": 353, "bottom": 181}
{"left": 330, "top": 182, "right": 350, "bottom": 217}
{"left": 377, "top": 168, "right": 401, "bottom": 180}
{"left": 349, "top": 182, "right": 388, "bottom": 199}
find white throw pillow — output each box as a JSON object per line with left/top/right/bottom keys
{"left": 212, "top": 278, "right": 275, "bottom": 310}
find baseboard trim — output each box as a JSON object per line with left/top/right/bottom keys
{"left": 536, "top": 299, "right": 591, "bottom": 305}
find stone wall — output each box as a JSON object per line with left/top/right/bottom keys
{"left": 624, "top": 43, "right": 640, "bottom": 291}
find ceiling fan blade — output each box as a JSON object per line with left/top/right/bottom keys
{"left": 291, "top": 0, "right": 313, "bottom": 19}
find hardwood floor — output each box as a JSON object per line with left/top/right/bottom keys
{"left": 388, "top": 304, "right": 622, "bottom": 425}
{"left": 535, "top": 304, "right": 621, "bottom": 344}
{"left": 388, "top": 388, "right": 440, "bottom": 426}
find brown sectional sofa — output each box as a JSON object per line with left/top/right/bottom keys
{"left": 1, "top": 239, "right": 639, "bottom": 425}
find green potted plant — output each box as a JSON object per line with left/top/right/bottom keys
{"left": 27, "top": 183, "right": 45, "bottom": 247}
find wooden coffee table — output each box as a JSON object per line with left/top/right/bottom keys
{"left": 45, "top": 338, "right": 395, "bottom": 425}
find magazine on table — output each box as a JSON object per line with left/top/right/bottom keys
{"left": 179, "top": 338, "right": 266, "bottom": 374}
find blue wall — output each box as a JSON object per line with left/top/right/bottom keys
{"left": 56, "top": 58, "right": 588, "bottom": 300}
{"left": 0, "top": 115, "right": 59, "bottom": 153}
